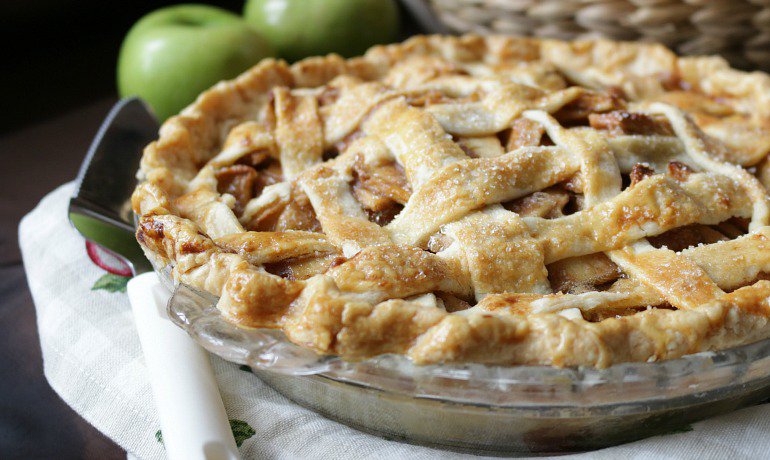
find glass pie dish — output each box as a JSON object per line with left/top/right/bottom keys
{"left": 166, "top": 279, "right": 770, "bottom": 454}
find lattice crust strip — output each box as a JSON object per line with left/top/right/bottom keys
{"left": 133, "top": 35, "right": 770, "bottom": 367}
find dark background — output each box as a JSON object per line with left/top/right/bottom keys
{"left": 0, "top": 2, "right": 415, "bottom": 458}
{"left": 0, "top": 0, "right": 244, "bottom": 133}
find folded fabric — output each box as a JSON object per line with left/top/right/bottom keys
{"left": 19, "top": 182, "right": 770, "bottom": 459}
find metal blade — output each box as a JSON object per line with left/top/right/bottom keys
{"left": 69, "top": 97, "right": 159, "bottom": 274}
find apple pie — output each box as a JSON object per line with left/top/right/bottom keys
{"left": 132, "top": 35, "right": 770, "bottom": 367}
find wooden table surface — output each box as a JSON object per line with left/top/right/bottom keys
{"left": 0, "top": 98, "right": 126, "bottom": 459}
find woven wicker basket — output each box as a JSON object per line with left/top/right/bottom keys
{"left": 425, "top": 0, "right": 770, "bottom": 70}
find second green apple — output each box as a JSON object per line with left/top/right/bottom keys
{"left": 243, "top": 0, "right": 399, "bottom": 62}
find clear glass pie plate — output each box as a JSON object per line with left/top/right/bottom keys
{"left": 167, "top": 281, "right": 770, "bottom": 453}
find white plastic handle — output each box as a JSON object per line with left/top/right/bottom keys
{"left": 127, "top": 273, "right": 239, "bottom": 460}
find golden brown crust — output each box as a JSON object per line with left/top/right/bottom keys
{"left": 132, "top": 35, "right": 770, "bottom": 367}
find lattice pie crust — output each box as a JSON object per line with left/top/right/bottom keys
{"left": 132, "top": 35, "right": 770, "bottom": 367}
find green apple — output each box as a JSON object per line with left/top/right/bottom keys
{"left": 118, "top": 4, "right": 274, "bottom": 121}
{"left": 243, "top": 0, "right": 399, "bottom": 62}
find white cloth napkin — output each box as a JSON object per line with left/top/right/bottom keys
{"left": 19, "top": 182, "right": 770, "bottom": 460}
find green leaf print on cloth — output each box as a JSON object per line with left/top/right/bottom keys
{"left": 155, "top": 419, "right": 256, "bottom": 448}
{"left": 91, "top": 273, "right": 129, "bottom": 293}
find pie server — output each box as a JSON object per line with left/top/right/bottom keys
{"left": 69, "top": 98, "right": 240, "bottom": 460}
